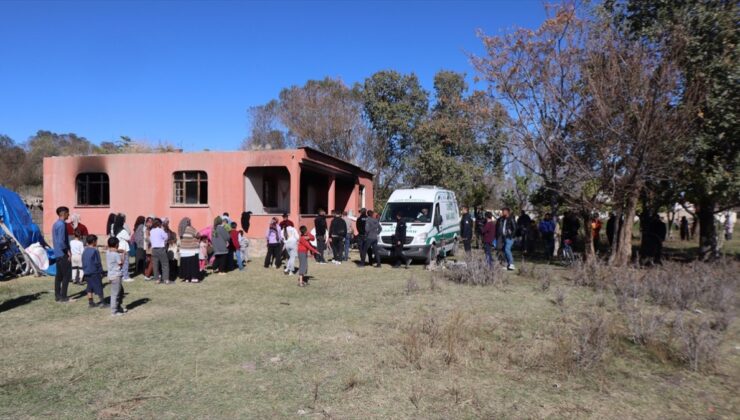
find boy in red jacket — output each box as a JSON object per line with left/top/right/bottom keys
{"left": 297, "top": 225, "right": 318, "bottom": 287}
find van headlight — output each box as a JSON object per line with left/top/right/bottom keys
{"left": 416, "top": 232, "right": 427, "bottom": 242}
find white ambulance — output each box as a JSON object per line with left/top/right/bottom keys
{"left": 377, "top": 186, "right": 461, "bottom": 264}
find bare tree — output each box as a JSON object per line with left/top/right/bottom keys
{"left": 241, "top": 100, "right": 289, "bottom": 150}
{"left": 471, "top": 3, "right": 586, "bottom": 218}
{"left": 576, "top": 21, "right": 696, "bottom": 266}
{"left": 277, "top": 78, "right": 369, "bottom": 162}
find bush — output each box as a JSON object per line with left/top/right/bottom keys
{"left": 568, "top": 311, "right": 612, "bottom": 371}
{"left": 672, "top": 314, "right": 722, "bottom": 372}
{"left": 437, "top": 257, "right": 506, "bottom": 287}
{"left": 568, "top": 259, "right": 737, "bottom": 373}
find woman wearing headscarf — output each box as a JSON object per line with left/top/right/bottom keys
{"left": 211, "top": 216, "right": 229, "bottom": 275}
{"left": 178, "top": 217, "right": 202, "bottom": 283}
{"left": 66, "top": 213, "right": 89, "bottom": 239}
{"left": 163, "top": 218, "right": 178, "bottom": 281}
{"left": 113, "top": 213, "right": 132, "bottom": 282}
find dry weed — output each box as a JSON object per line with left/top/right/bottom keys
{"left": 437, "top": 256, "right": 505, "bottom": 287}
{"left": 672, "top": 314, "right": 721, "bottom": 372}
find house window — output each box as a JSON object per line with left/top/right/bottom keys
{"left": 263, "top": 177, "right": 277, "bottom": 208}
{"left": 76, "top": 173, "right": 109, "bottom": 206}
{"left": 173, "top": 171, "right": 208, "bottom": 205}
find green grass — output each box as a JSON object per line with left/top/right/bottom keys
{"left": 0, "top": 254, "right": 738, "bottom": 419}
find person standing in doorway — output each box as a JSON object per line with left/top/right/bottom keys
{"left": 459, "top": 206, "right": 474, "bottom": 258}
{"left": 52, "top": 206, "right": 72, "bottom": 302}
{"left": 314, "top": 209, "right": 328, "bottom": 263}
{"left": 393, "top": 212, "right": 410, "bottom": 268}
{"left": 496, "top": 207, "right": 516, "bottom": 270}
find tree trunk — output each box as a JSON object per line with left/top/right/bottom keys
{"left": 697, "top": 199, "right": 717, "bottom": 261}
{"left": 611, "top": 193, "right": 638, "bottom": 266}
{"left": 582, "top": 212, "right": 595, "bottom": 263}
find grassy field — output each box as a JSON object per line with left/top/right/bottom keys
{"left": 0, "top": 250, "right": 738, "bottom": 419}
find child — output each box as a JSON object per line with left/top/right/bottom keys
{"left": 238, "top": 230, "right": 249, "bottom": 268}
{"left": 199, "top": 237, "right": 209, "bottom": 272}
{"left": 70, "top": 232, "right": 84, "bottom": 285}
{"left": 297, "top": 225, "right": 318, "bottom": 287}
{"left": 82, "top": 236, "right": 106, "bottom": 308}
{"left": 106, "top": 237, "right": 125, "bottom": 316}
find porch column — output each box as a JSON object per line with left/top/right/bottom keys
{"left": 290, "top": 166, "right": 300, "bottom": 221}
{"left": 327, "top": 175, "right": 336, "bottom": 213}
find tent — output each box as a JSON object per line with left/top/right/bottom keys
{"left": 0, "top": 186, "right": 45, "bottom": 275}
{"left": 0, "top": 186, "right": 44, "bottom": 249}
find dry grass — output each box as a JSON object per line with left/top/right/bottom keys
{"left": 0, "top": 252, "right": 738, "bottom": 418}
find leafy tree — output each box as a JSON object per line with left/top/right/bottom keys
{"left": 0, "top": 135, "right": 26, "bottom": 190}
{"left": 409, "top": 71, "right": 506, "bottom": 207}
{"left": 22, "top": 130, "right": 97, "bottom": 186}
{"left": 607, "top": 0, "right": 740, "bottom": 259}
{"left": 362, "top": 70, "right": 429, "bottom": 202}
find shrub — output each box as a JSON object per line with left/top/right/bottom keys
{"left": 672, "top": 314, "right": 722, "bottom": 372}
{"left": 437, "top": 256, "right": 506, "bottom": 287}
{"left": 568, "top": 311, "right": 612, "bottom": 371}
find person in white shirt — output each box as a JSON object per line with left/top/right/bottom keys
{"left": 70, "top": 232, "right": 84, "bottom": 284}
{"left": 283, "top": 225, "right": 300, "bottom": 275}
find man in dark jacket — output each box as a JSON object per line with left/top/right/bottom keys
{"left": 516, "top": 210, "right": 532, "bottom": 255}
{"left": 356, "top": 208, "right": 368, "bottom": 265}
{"left": 459, "top": 206, "right": 474, "bottom": 257}
{"left": 329, "top": 209, "right": 347, "bottom": 264}
{"left": 363, "top": 210, "right": 382, "bottom": 267}
{"left": 393, "top": 212, "right": 410, "bottom": 268}
{"left": 496, "top": 207, "right": 516, "bottom": 270}
{"left": 314, "top": 209, "right": 328, "bottom": 263}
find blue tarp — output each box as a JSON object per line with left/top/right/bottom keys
{"left": 0, "top": 186, "right": 44, "bottom": 252}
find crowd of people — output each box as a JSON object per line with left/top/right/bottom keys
{"left": 50, "top": 205, "right": 398, "bottom": 315}
{"left": 50, "top": 202, "right": 723, "bottom": 315}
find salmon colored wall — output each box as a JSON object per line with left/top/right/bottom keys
{"left": 43, "top": 149, "right": 373, "bottom": 239}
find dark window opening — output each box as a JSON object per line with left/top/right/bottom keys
{"left": 263, "top": 178, "right": 277, "bottom": 208}
{"left": 173, "top": 171, "right": 208, "bottom": 205}
{"left": 76, "top": 173, "right": 109, "bottom": 206}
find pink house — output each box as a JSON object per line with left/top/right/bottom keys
{"left": 43, "top": 147, "right": 374, "bottom": 239}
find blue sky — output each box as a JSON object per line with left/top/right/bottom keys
{"left": 0, "top": 0, "right": 547, "bottom": 151}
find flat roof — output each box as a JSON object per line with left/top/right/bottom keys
{"left": 44, "top": 146, "right": 373, "bottom": 178}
